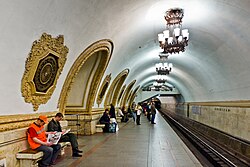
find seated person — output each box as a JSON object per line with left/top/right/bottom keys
{"left": 27, "top": 115, "right": 61, "bottom": 167}
{"left": 47, "top": 113, "right": 82, "bottom": 157}
{"left": 118, "top": 106, "right": 129, "bottom": 122}
{"left": 118, "top": 107, "right": 124, "bottom": 121}
{"left": 99, "top": 109, "right": 110, "bottom": 132}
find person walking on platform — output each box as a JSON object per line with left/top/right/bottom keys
{"left": 151, "top": 102, "right": 156, "bottom": 124}
{"left": 136, "top": 103, "right": 142, "bottom": 125}
{"left": 27, "top": 115, "right": 61, "bottom": 167}
{"left": 47, "top": 113, "right": 83, "bottom": 157}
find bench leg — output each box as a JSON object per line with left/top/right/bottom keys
{"left": 96, "top": 127, "right": 103, "bottom": 132}
{"left": 59, "top": 147, "right": 66, "bottom": 156}
{"left": 20, "top": 159, "right": 39, "bottom": 167}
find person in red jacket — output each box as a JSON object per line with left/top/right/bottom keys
{"left": 27, "top": 115, "right": 61, "bottom": 167}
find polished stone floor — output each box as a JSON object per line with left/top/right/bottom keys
{"left": 54, "top": 113, "right": 202, "bottom": 167}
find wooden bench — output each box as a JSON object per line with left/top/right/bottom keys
{"left": 95, "top": 124, "right": 105, "bottom": 132}
{"left": 16, "top": 142, "right": 70, "bottom": 167}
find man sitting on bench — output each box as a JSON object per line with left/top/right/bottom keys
{"left": 47, "top": 112, "right": 82, "bottom": 157}
{"left": 27, "top": 115, "right": 61, "bottom": 167}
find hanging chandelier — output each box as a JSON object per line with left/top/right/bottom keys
{"left": 155, "top": 62, "right": 173, "bottom": 75}
{"left": 153, "top": 82, "right": 163, "bottom": 89}
{"left": 159, "top": 53, "right": 169, "bottom": 61}
{"left": 158, "top": 8, "right": 189, "bottom": 54}
{"left": 155, "top": 75, "right": 166, "bottom": 83}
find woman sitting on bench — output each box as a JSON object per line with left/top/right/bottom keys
{"left": 99, "top": 109, "right": 110, "bottom": 132}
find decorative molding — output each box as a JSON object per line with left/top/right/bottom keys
{"left": 128, "top": 85, "right": 140, "bottom": 107}
{"left": 117, "top": 85, "right": 126, "bottom": 106}
{"left": 58, "top": 39, "right": 113, "bottom": 114}
{"left": 65, "top": 108, "right": 103, "bottom": 115}
{"left": 126, "top": 91, "right": 132, "bottom": 103}
{"left": 21, "top": 33, "right": 69, "bottom": 111}
{"left": 121, "top": 80, "right": 136, "bottom": 107}
{"left": 188, "top": 100, "right": 250, "bottom": 108}
{"left": 0, "top": 111, "right": 56, "bottom": 132}
{"left": 97, "top": 73, "right": 111, "bottom": 106}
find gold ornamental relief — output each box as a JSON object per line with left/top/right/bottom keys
{"left": 21, "top": 33, "right": 69, "bottom": 111}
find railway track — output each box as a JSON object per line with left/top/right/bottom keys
{"left": 160, "top": 111, "right": 250, "bottom": 167}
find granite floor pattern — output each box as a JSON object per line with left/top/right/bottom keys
{"left": 54, "top": 113, "right": 202, "bottom": 167}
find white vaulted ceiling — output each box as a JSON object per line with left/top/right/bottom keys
{"left": 1, "top": 0, "right": 250, "bottom": 114}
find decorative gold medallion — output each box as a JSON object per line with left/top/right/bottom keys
{"left": 21, "top": 33, "right": 69, "bottom": 111}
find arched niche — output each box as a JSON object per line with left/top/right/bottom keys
{"left": 120, "top": 80, "right": 136, "bottom": 107}
{"left": 128, "top": 85, "right": 140, "bottom": 107}
{"left": 96, "top": 74, "right": 111, "bottom": 106}
{"left": 104, "top": 69, "right": 129, "bottom": 108}
{"left": 58, "top": 39, "right": 113, "bottom": 114}
{"left": 117, "top": 85, "right": 126, "bottom": 106}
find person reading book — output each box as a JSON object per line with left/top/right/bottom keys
{"left": 47, "top": 113, "right": 82, "bottom": 157}
{"left": 27, "top": 115, "right": 61, "bottom": 167}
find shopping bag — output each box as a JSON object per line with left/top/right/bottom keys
{"left": 109, "top": 122, "right": 117, "bottom": 133}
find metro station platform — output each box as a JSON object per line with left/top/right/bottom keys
{"left": 55, "top": 113, "right": 202, "bottom": 167}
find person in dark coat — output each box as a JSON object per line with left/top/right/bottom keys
{"left": 109, "top": 104, "right": 116, "bottom": 119}
{"left": 151, "top": 102, "right": 156, "bottom": 124}
{"left": 99, "top": 109, "right": 110, "bottom": 132}
{"left": 47, "top": 113, "right": 82, "bottom": 157}
{"left": 146, "top": 102, "right": 151, "bottom": 122}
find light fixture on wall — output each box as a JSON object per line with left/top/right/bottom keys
{"left": 158, "top": 8, "right": 189, "bottom": 54}
{"left": 155, "top": 62, "right": 173, "bottom": 75}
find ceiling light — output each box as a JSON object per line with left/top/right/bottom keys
{"left": 158, "top": 8, "right": 189, "bottom": 54}
{"left": 155, "top": 62, "right": 173, "bottom": 75}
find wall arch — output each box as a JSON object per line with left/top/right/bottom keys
{"left": 120, "top": 80, "right": 136, "bottom": 107}
{"left": 104, "top": 69, "right": 129, "bottom": 108}
{"left": 58, "top": 39, "right": 113, "bottom": 114}
{"left": 128, "top": 85, "right": 140, "bottom": 106}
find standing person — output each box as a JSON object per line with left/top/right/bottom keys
{"left": 146, "top": 102, "right": 151, "bottom": 122}
{"left": 99, "top": 109, "right": 110, "bottom": 132}
{"left": 47, "top": 113, "right": 82, "bottom": 157}
{"left": 27, "top": 115, "right": 61, "bottom": 167}
{"left": 151, "top": 102, "right": 156, "bottom": 124}
{"left": 131, "top": 102, "right": 136, "bottom": 122}
{"left": 136, "top": 103, "right": 142, "bottom": 125}
{"left": 109, "top": 104, "right": 116, "bottom": 119}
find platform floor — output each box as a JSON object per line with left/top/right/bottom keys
{"left": 55, "top": 113, "right": 202, "bottom": 167}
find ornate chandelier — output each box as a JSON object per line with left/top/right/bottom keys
{"left": 155, "top": 75, "right": 166, "bottom": 83}
{"left": 158, "top": 8, "right": 189, "bottom": 54}
{"left": 153, "top": 82, "right": 163, "bottom": 89}
{"left": 155, "top": 62, "right": 173, "bottom": 75}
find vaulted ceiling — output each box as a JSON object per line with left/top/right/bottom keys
{"left": 2, "top": 0, "right": 250, "bottom": 114}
